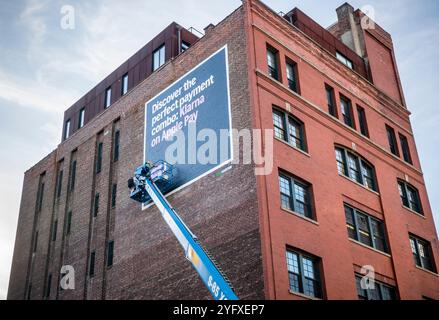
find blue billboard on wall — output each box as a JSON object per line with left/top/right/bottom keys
{"left": 143, "top": 45, "right": 232, "bottom": 196}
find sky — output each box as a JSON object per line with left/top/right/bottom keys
{"left": 0, "top": 0, "right": 438, "bottom": 300}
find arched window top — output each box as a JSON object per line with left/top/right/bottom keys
{"left": 335, "top": 145, "right": 378, "bottom": 192}
{"left": 273, "top": 107, "right": 307, "bottom": 152}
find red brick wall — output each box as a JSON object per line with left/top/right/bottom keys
{"left": 245, "top": 0, "right": 438, "bottom": 300}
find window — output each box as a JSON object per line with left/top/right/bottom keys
{"left": 66, "top": 211, "right": 72, "bottom": 235}
{"left": 121, "top": 73, "right": 128, "bottom": 96}
{"left": 181, "top": 41, "right": 190, "bottom": 52}
{"left": 344, "top": 204, "right": 388, "bottom": 253}
{"left": 357, "top": 106, "right": 369, "bottom": 137}
{"left": 111, "top": 183, "right": 117, "bottom": 208}
{"left": 26, "top": 284, "right": 32, "bottom": 300}
{"left": 105, "top": 87, "right": 112, "bottom": 108}
{"left": 37, "top": 182, "right": 45, "bottom": 212}
{"left": 340, "top": 95, "right": 354, "bottom": 128}
{"left": 399, "top": 134, "right": 412, "bottom": 164}
{"left": 93, "top": 193, "right": 99, "bottom": 217}
{"left": 64, "top": 120, "right": 71, "bottom": 140}
{"left": 96, "top": 142, "right": 103, "bottom": 173}
{"left": 279, "top": 173, "right": 313, "bottom": 219}
{"left": 89, "top": 251, "right": 95, "bottom": 277}
{"left": 272, "top": 108, "right": 306, "bottom": 151}
{"left": 335, "top": 147, "right": 377, "bottom": 192}
{"left": 33, "top": 231, "right": 38, "bottom": 253}
{"left": 273, "top": 109, "right": 285, "bottom": 141}
{"left": 78, "top": 108, "right": 85, "bottom": 129}
{"left": 113, "top": 130, "right": 120, "bottom": 162}
{"left": 286, "top": 249, "right": 322, "bottom": 298}
{"left": 355, "top": 275, "right": 396, "bottom": 300}
{"left": 336, "top": 51, "right": 353, "bottom": 69}
{"left": 70, "top": 160, "right": 76, "bottom": 192}
{"left": 56, "top": 169, "right": 63, "bottom": 198}
{"left": 51, "top": 220, "right": 57, "bottom": 242}
{"left": 45, "top": 274, "right": 52, "bottom": 298}
{"left": 409, "top": 235, "right": 435, "bottom": 272}
{"left": 286, "top": 60, "right": 298, "bottom": 93}
{"left": 153, "top": 44, "right": 165, "bottom": 71}
{"left": 325, "top": 84, "right": 337, "bottom": 117}
{"left": 267, "top": 46, "right": 279, "bottom": 80}
{"left": 386, "top": 125, "right": 399, "bottom": 156}
{"left": 398, "top": 180, "right": 422, "bottom": 214}
{"left": 107, "top": 240, "right": 114, "bottom": 267}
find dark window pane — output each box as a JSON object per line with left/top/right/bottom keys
{"left": 70, "top": 160, "right": 76, "bottom": 191}
{"left": 336, "top": 51, "right": 353, "bottom": 69}
{"left": 355, "top": 276, "right": 368, "bottom": 300}
{"left": 386, "top": 125, "right": 399, "bottom": 156}
{"left": 411, "top": 236, "right": 436, "bottom": 272}
{"left": 45, "top": 274, "right": 52, "bottom": 298}
{"left": 398, "top": 182, "right": 409, "bottom": 207}
{"left": 399, "top": 134, "right": 412, "bottom": 164}
{"left": 410, "top": 238, "right": 422, "bottom": 266}
{"left": 37, "top": 182, "right": 45, "bottom": 212}
{"left": 153, "top": 45, "right": 165, "bottom": 71}
{"left": 347, "top": 153, "right": 361, "bottom": 183}
{"left": 279, "top": 175, "right": 291, "bottom": 210}
{"left": 293, "top": 182, "right": 310, "bottom": 218}
{"left": 56, "top": 170, "right": 63, "bottom": 198}
{"left": 340, "top": 96, "right": 354, "bottom": 128}
{"left": 273, "top": 110, "right": 285, "bottom": 141}
{"left": 78, "top": 108, "right": 85, "bottom": 129}
{"left": 66, "top": 211, "right": 72, "bottom": 235}
{"left": 361, "top": 161, "right": 376, "bottom": 191}
{"left": 371, "top": 219, "right": 387, "bottom": 252}
{"left": 357, "top": 213, "right": 372, "bottom": 246}
{"left": 326, "top": 85, "right": 337, "bottom": 117}
{"left": 107, "top": 240, "right": 114, "bottom": 267}
{"left": 286, "top": 250, "right": 322, "bottom": 298}
{"left": 335, "top": 148, "right": 346, "bottom": 175}
{"left": 286, "top": 61, "right": 298, "bottom": 92}
{"left": 89, "top": 251, "right": 95, "bottom": 277}
{"left": 114, "top": 130, "right": 120, "bottom": 162}
{"left": 105, "top": 87, "right": 111, "bottom": 108}
{"left": 344, "top": 206, "right": 357, "bottom": 240}
{"left": 380, "top": 285, "right": 396, "bottom": 300}
{"left": 399, "top": 181, "right": 422, "bottom": 214}
{"left": 33, "top": 231, "right": 38, "bottom": 253}
{"left": 288, "top": 117, "right": 305, "bottom": 150}
{"left": 64, "top": 120, "right": 71, "bottom": 140}
{"left": 96, "top": 143, "right": 103, "bottom": 173}
{"left": 121, "top": 73, "right": 128, "bottom": 96}
{"left": 51, "top": 220, "right": 57, "bottom": 242}
{"left": 407, "top": 185, "right": 422, "bottom": 213}
{"left": 357, "top": 106, "right": 369, "bottom": 137}
{"left": 94, "top": 193, "right": 100, "bottom": 217}
{"left": 267, "top": 48, "right": 279, "bottom": 80}
{"left": 111, "top": 184, "right": 117, "bottom": 208}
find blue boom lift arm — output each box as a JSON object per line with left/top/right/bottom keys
{"left": 127, "top": 161, "right": 239, "bottom": 300}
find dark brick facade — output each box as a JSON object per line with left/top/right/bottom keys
{"left": 8, "top": 5, "right": 264, "bottom": 300}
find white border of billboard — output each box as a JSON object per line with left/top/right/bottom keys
{"left": 142, "top": 45, "right": 233, "bottom": 210}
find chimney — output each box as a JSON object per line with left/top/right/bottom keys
{"left": 335, "top": 3, "right": 363, "bottom": 56}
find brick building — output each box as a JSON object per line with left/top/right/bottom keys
{"left": 8, "top": 0, "right": 439, "bottom": 300}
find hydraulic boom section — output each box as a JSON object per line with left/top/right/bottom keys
{"left": 128, "top": 161, "right": 238, "bottom": 300}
